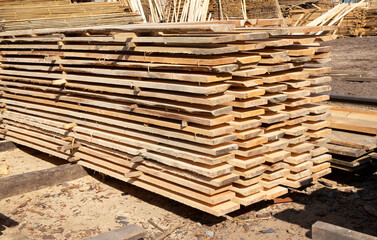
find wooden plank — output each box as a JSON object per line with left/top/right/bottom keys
{"left": 0, "top": 64, "right": 232, "bottom": 83}
{"left": 0, "top": 50, "right": 238, "bottom": 66}
{"left": 0, "top": 71, "right": 232, "bottom": 95}
{"left": 2, "top": 85, "right": 231, "bottom": 116}
{"left": 0, "top": 23, "right": 237, "bottom": 37}
{"left": 86, "top": 224, "right": 146, "bottom": 240}
{"left": 328, "top": 130, "right": 377, "bottom": 150}
{"left": 264, "top": 186, "right": 288, "bottom": 200}
{"left": 228, "top": 155, "right": 265, "bottom": 169}
{"left": 0, "top": 56, "right": 239, "bottom": 73}
{"left": 0, "top": 78, "right": 234, "bottom": 106}
{"left": 325, "top": 143, "right": 366, "bottom": 158}
{"left": 232, "top": 191, "right": 266, "bottom": 206}
{"left": 231, "top": 183, "right": 263, "bottom": 196}
{"left": 330, "top": 155, "right": 373, "bottom": 168}
{"left": 2, "top": 94, "right": 233, "bottom": 127}
{"left": 3, "top": 105, "right": 233, "bottom": 145}
{"left": 312, "top": 154, "right": 332, "bottom": 165}
{"left": 313, "top": 221, "right": 377, "bottom": 240}
{"left": 328, "top": 116, "right": 377, "bottom": 135}
{"left": 0, "top": 164, "right": 88, "bottom": 200}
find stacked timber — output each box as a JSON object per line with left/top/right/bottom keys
{"left": 0, "top": 0, "right": 141, "bottom": 31}
{"left": 0, "top": 22, "right": 336, "bottom": 215}
{"left": 326, "top": 105, "right": 377, "bottom": 171}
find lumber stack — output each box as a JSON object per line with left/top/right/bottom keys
{"left": 327, "top": 105, "right": 377, "bottom": 172}
{"left": 0, "top": 0, "right": 141, "bottom": 31}
{"left": 0, "top": 22, "right": 336, "bottom": 215}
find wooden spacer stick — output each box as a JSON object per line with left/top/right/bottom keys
{"left": 64, "top": 122, "right": 77, "bottom": 129}
{"left": 52, "top": 79, "right": 67, "bottom": 85}
{"left": 124, "top": 171, "right": 143, "bottom": 178}
{"left": 57, "top": 143, "right": 81, "bottom": 152}
{"left": 67, "top": 156, "right": 80, "bottom": 163}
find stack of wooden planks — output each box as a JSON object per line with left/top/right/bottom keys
{"left": 0, "top": 22, "right": 336, "bottom": 215}
{"left": 327, "top": 105, "right": 377, "bottom": 172}
{"left": 0, "top": 0, "right": 142, "bottom": 31}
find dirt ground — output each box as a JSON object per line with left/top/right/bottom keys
{"left": 1, "top": 143, "right": 377, "bottom": 240}
{"left": 322, "top": 36, "right": 377, "bottom": 98}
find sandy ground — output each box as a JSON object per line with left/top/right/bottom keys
{"left": 1, "top": 143, "right": 377, "bottom": 240}
{"left": 0, "top": 142, "right": 66, "bottom": 176}
{"left": 322, "top": 36, "right": 377, "bottom": 98}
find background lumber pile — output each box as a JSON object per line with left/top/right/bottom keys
{"left": 282, "top": 0, "right": 377, "bottom": 36}
{"left": 339, "top": 5, "right": 377, "bottom": 36}
{"left": 0, "top": 0, "right": 142, "bottom": 31}
{"left": 327, "top": 105, "right": 377, "bottom": 172}
{"left": 0, "top": 22, "right": 335, "bottom": 215}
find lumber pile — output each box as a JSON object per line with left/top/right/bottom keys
{"left": 327, "top": 105, "right": 377, "bottom": 172}
{"left": 0, "top": 22, "right": 336, "bottom": 215}
{"left": 339, "top": 6, "right": 377, "bottom": 36}
{"left": 282, "top": 0, "right": 377, "bottom": 36}
{"left": 0, "top": 0, "right": 142, "bottom": 31}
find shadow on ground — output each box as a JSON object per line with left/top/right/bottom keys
{"left": 0, "top": 213, "right": 19, "bottom": 236}
{"left": 5, "top": 144, "right": 377, "bottom": 237}
{"left": 17, "top": 145, "right": 67, "bottom": 166}
{"left": 272, "top": 163, "right": 377, "bottom": 238}
{"left": 90, "top": 161, "right": 377, "bottom": 237}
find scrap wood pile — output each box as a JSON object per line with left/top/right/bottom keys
{"left": 0, "top": 21, "right": 336, "bottom": 216}
{"left": 327, "top": 105, "right": 377, "bottom": 172}
{"left": 0, "top": 0, "right": 142, "bottom": 32}
{"left": 282, "top": 0, "right": 377, "bottom": 36}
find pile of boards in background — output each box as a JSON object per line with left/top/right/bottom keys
{"left": 326, "top": 105, "right": 377, "bottom": 172}
{"left": 0, "top": 20, "right": 337, "bottom": 216}
{"left": 0, "top": 0, "right": 143, "bottom": 31}
{"left": 139, "top": 0, "right": 283, "bottom": 23}
{"left": 280, "top": 0, "right": 377, "bottom": 36}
